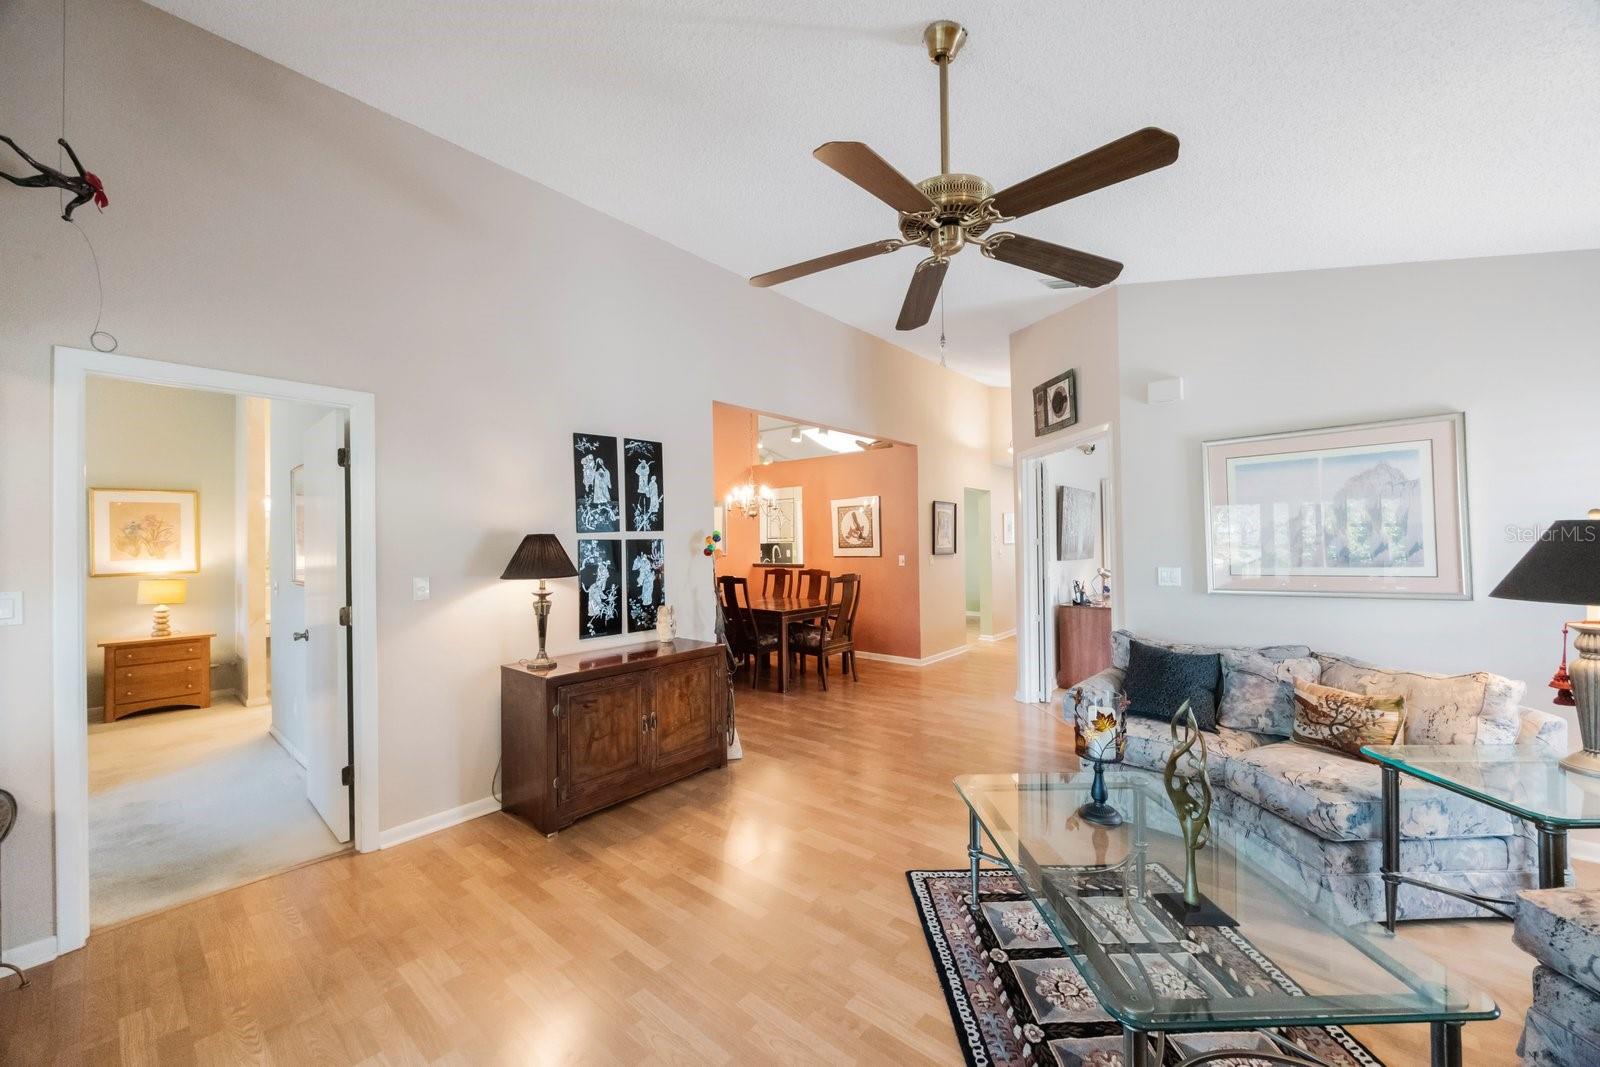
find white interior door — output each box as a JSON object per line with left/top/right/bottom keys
{"left": 302, "top": 410, "right": 351, "bottom": 842}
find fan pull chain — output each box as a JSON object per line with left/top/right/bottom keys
{"left": 938, "top": 292, "right": 948, "bottom": 368}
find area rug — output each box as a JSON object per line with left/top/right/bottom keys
{"left": 908, "top": 868, "right": 1384, "bottom": 1066}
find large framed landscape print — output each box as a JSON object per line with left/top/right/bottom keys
{"left": 1202, "top": 413, "right": 1470, "bottom": 599}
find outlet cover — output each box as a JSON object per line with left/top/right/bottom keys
{"left": 1157, "top": 567, "right": 1182, "bottom": 588}
{"left": 412, "top": 577, "right": 431, "bottom": 601}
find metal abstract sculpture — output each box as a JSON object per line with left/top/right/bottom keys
{"left": 1154, "top": 702, "right": 1236, "bottom": 927}
{"left": 1, "top": 135, "right": 107, "bottom": 221}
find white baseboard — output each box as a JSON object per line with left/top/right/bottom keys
{"left": 855, "top": 644, "right": 970, "bottom": 668}
{"left": 1570, "top": 838, "right": 1600, "bottom": 864}
{"left": 268, "top": 726, "right": 308, "bottom": 768}
{"left": 2, "top": 935, "right": 59, "bottom": 971}
{"left": 379, "top": 796, "right": 501, "bottom": 849}
{"left": 979, "top": 629, "right": 1017, "bottom": 643}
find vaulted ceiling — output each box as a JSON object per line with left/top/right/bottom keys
{"left": 148, "top": 1, "right": 1600, "bottom": 384}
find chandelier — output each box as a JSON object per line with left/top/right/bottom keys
{"left": 725, "top": 476, "right": 775, "bottom": 520}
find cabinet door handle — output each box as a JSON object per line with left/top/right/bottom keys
{"left": 642, "top": 715, "right": 650, "bottom": 733}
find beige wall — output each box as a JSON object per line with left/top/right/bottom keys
{"left": 0, "top": 0, "right": 1012, "bottom": 952}
{"left": 83, "top": 378, "right": 238, "bottom": 710}
{"left": 1010, "top": 252, "right": 1600, "bottom": 732}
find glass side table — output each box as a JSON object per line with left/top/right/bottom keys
{"left": 1362, "top": 744, "right": 1600, "bottom": 931}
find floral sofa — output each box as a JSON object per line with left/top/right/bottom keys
{"left": 1071, "top": 630, "right": 1570, "bottom": 924}
{"left": 1515, "top": 888, "right": 1600, "bottom": 1065}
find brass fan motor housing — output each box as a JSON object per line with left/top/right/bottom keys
{"left": 900, "top": 172, "right": 998, "bottom": 246}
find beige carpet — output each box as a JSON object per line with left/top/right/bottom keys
{"left": 89, "top": 697, "right": 346, "bottom": 927}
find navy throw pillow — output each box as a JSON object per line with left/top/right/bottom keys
{"left": 1123, "top": 639, "right": 1221, "bottom": 732}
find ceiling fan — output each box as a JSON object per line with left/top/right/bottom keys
{"left": 750, "top": 21, "right": 1179, "bottom": 331}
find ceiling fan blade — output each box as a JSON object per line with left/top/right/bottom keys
{"left": 992, "top": 127, "right": 1179, "bottom": 220}
{"left": 814, "top": 141, "right": 933, "bottom": 214}
{"left": 749, "top": 239, "right": 903, "bottom": 288}
{"left": 984, "top": 234, "right": 1123, "bottom": 288}
{"left": 896, "top": 258, "right": 948, "bottom": 331}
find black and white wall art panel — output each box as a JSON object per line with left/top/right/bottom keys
{"left": 624, "top": 438, "right": 665, "bottom": 532}
{"left": 573, "top": 433, "right": 621, "bottom": 533}
{"left": 577, "top": 537, "right": 623, "bottom": 639}
{"left": 625, "top": 538, "right": 666, "bottom": 632}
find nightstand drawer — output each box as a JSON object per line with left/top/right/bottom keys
{"left": 113, "top": 661, "right": 205, "bottom": 701}
{"left": 114, "top": 641, "right": 207, "bottom": 667}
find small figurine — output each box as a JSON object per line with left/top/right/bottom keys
{"left": 1, "top": 135, "right": 107, "bottom": 221}
{"left": 654, "top": 604, "right": 676, "bottom": 644}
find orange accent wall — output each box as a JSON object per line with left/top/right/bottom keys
{"left": 711, "top": 402, "right": 921, "bottom": 660}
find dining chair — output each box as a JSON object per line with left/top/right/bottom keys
{"left": 791, "top": 573, "right": 861, "bottom": 690}
{"left": 760, "top": 568, "right": 792, "bottom": 598}
{"left": 795, "top": 568, "right": 831, "bottom": 599}
{"left": 719, "top": 576, "right": 778, "bottom": 686}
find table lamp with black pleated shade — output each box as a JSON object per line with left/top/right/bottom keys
{"left": 501, "top": 534, "right": 578, "bottom": 672}
{"left": 1490, "top": 510, "right": 1600, "bottom": 777}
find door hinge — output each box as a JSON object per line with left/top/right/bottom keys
{"left": 340, "top": 765, "right": 354, "bottom": 786}
{"left": 336, "top": 446, "right": 350, "bottom": 468}
{"left": 339, "top": 605, "right": 352, "bottom": 627}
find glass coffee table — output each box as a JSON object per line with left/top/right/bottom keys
{"left": 1362, "top": 743, "right": 1600, "bottom": 930}
{"left": 957, "top": 771, "right": 1497, "bottom": 1066}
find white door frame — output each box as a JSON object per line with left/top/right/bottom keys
{"left": 51, "top": 346, "right": 380, "bottom": 954}
{"left": 1015, "top": 422, "right": 1116, "bottom": 704}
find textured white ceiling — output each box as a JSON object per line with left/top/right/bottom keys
{"left": 147, "top": 0, "right": 1600, "bottom": 384}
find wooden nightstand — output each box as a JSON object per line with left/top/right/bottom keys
{"left": 99, "top": 632, "right": 215, "bottom": 722}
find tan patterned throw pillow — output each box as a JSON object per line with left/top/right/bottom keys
{"left": 1291, "top": 681, "right": 1406, "bottom": 760}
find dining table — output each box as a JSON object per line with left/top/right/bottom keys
{"left": 746, "top": 595, "right": 829, "bottom": 694}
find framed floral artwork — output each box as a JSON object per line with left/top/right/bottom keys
{"left": 290, "top": 464, "right": 307, "bottom": 585}
{"left": 1202, "top": 412, "right": 1470, "bottom": 598}
{"left": 89, "top": 488, "right": 199, "bottom": 576}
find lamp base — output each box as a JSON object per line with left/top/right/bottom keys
{"left": 528, "top": 583, "right": 556, "bottom": 672}
{"left": 1566, "top": 623, "right": 1600, "bottom": 778}
{"left": 150, "top": 605, "right": 172, "bottom": 638}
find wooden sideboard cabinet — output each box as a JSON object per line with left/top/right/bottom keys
{"left": 501, "top": 639, "right": 728, "bottom": 835}
{"left": 1055, "top": 604, "right": 1112, "bottom": 690}
{"left": 99, "top": 632, "right": 215, "bottom": 722}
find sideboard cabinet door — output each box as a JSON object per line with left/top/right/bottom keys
{"left": 650, "top": 657, "right": 721, "bottom": 772}
{"left": 556, "top": 674, "right": 648, "bottom": 816}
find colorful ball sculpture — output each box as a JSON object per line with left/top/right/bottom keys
{"left": 703, "top": 530, "right": 722, "bottom": 557}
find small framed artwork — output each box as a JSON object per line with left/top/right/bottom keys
{"left": 931, "top": 500, "right": 958, "bottom": 555}
{"left": 1056, "top": 486, "right": 1096, "bottom": 561}
{"left": 1002, "top": 512, "right": 1016, "bottom": 545}
{"left": 89, "top": 488, "right": 199, "bottom": 576}
{"left": 625, "top": 538, "right": 665, "bottom": 631}
{"left": 577, "top": 538, "right": 623, "bottom": 638}
{"left": 290, "top": 465, "right": 307, "bottom": 585}
{"left": 1032, "top": 369, "right": 1078, "bottom": 437}
{"left": 1202, "top": 412, "right": 1471, "bottom": 599}
{"left": 573, "top": 433, "right": 620, "bottom": 533}
{"left": 831, "top": 495, "right": 882, "bottom": 557}
{"left": 623, "top": 438, "right": 664, "bottom": 532}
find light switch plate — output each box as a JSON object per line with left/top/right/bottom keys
{"left": 1157, "top": 567, "right": 1182, "bottom": 588}
{"left": 0, "top": 591, "right": 19, "bottom": 625}
{"left": 412, "top": 577, "right": 430, "bottom": 601}
{"left": 897, "top": 554, "right": 906, "bottom": 567}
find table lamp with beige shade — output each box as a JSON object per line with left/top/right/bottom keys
{"left": 137, "top": 577, "right": 188, "bottom": 637}
{"left": 1491, "top": 509, "right": 1600, "bottom": 777}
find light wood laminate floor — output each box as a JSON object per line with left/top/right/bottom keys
{"left": 3, "top": 640, "right": 1572, "bottom": 1064}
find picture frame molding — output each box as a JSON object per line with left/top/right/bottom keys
{"left": 87, "top": 487, "right": 200, "bottom": 577}
{"left": 1201, "top": 411, "right": 1472, "bottom": 600}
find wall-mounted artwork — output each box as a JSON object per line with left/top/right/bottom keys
{"left": 624, "top": 438, "right": 664, "bottom": 532}
{"left": 932, "top": 500, "right": 957, "bottom": 555}
{"left": 832, "top": 495, "right": 881, "bottom": 557}
{"left": 577, "top": 538, "right": 622, "bottom": 638}
{"left": 573, "top": 433, "right": 620, "bottom": 533}
{"left": 89, "top": 488, "right": 199, "bottom": 576}
{"left": 1032, "top": 369, "right": 1078, "bottom": 437}
{"left": 290, "top": 465, "right": 306, "bottom": 585}
{"left": 625, "top": 538, "right": 665, "bottom": 632}
{"left": 1203, "top": 412, "right": 1470, "bottom": 599}
{"left": 1056, "top": 485, "right": 1097, "bottom": 561}
{"left": 1003, "top": 512, "right": 1016, "bottom": 545}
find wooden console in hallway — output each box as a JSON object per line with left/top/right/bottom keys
{"left": 98, "top": 632, "right": 214, "bottom": 723}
